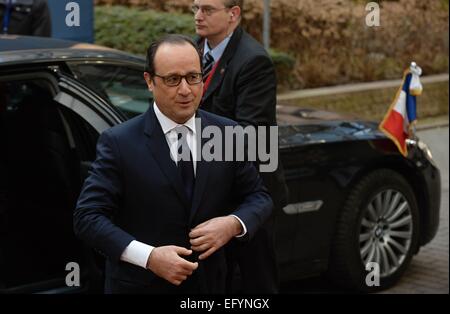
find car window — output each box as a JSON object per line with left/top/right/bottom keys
{"left": 69, "top": 63, "right": 151, "bottom": 119}
{"left": 0, "top": 79, "right": 85, "bottom": 291}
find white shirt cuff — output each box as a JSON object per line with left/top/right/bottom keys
{"left": 230, "top": 215, "right": 247, "bottom": 238}
{"left": 120, "top": 240, "right": 154, "bottom": 269}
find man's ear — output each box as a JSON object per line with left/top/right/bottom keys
{"left": 229, "top": 6, "right": 241, "bottom": 21}
{"left": 143, "top": 72, "right": 153, "bottom": 91}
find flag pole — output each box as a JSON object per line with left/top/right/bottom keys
{"left": 408, "top": 61, "right": 422, "bottom": 140}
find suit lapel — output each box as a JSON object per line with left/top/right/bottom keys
{"left": 189, "top": 111, "right": 212, "bottom": 224}
{"left": 142, "top": 107, "right": 215, "bottom": 222}
{"left": 200, "top": 27, "right": 244, "bottom": 103}
{"left": 143, "top": 106, "right": 190, "bottom": 209}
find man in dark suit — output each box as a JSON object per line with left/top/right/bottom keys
{"left": 193, "top": 0, "right": 289, "bottom": 293}
{"left": 74, "top": 34, "right": 273, "bottom": 294}
{"left": 0, "top": 0, "right": 51, "bottom": 36}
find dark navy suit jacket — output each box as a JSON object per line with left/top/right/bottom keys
{"left": 74, "top": 106, "right": 273, "bottom": 293}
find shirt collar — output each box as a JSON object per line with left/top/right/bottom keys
{"left": 203, "top": 32, "right": 233, "bottom": 62}
{"left": 153, "top": 102, "right": 196, "bottom": 135}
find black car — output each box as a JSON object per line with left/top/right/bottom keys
{"left": 0, "top": 35, "right": 441, "bottom": 293}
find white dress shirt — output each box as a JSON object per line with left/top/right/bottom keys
{"left": 203, "top": 33, "right": 232, "bottom": 65}
{"left": 120, "top": 103, "right": 247, "bottom": 269}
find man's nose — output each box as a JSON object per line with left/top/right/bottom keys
{"left": 178, "top": 78, "right": 191, "bottom": 95}
{"left": 195, "top": 9, "right": 204, "bottom": 20}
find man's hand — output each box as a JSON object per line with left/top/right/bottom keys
{"left": 146, "top": 246, "right": 198, "bottom": 286}
{"left": 189, "top": 216, "right": 242, "bottom": 260}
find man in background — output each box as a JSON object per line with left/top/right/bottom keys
{"left": 193, "top": 0, "right": 289, "bottom": 293}
{"left": 0, "top": 0, "right": 51, "bottom": 37}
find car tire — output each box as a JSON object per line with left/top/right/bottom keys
{"left": 329, "top": 169, "right": 420, "bottom": 292}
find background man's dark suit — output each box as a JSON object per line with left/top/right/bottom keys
{"left": 0, "top": 0, "right": 51, "bottom": 37}
{"left": 198, "top": 26, "right": 289, "bottom": 293}
{"left": 74, "top": 106, "right": 273, "bottom": 293}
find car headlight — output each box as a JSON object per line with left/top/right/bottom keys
{"left": 417, "top": 140, "right": 434, "bottom": 160}
{"left": 406, "top": 138, "right": 435, "bottom": 165}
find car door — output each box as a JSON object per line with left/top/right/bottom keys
{"left": 0, "top": 67, "right": 122, "bottom": 293}
{"left": 279, "top": 142, "right": 343, "bottom": 279}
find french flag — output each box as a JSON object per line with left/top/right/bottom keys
{"left": 379, "top": 63, "right": 423, "bottom": 156}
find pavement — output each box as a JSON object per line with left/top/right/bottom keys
{"left": 416, "top": 115, "right": 449, "bottom": 131}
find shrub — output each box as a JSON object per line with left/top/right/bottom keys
{"left": 94, "top": 1, "right": 449, "bottom": 89}
{"left": 94, "top": 5, "right": 295, "bottom": 89}
{"left": 269, "top": 49, "right": 296, "bottom": 91}
{"left": 95, "top": 6, "right": 195, "bottom": 56}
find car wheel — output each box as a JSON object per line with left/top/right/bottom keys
{"left": 330, "top": 169, "right": 420, "bottom": 292}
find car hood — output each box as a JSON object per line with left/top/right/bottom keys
{"left": 277, "top": 106, "right": 385, "bottom": 147}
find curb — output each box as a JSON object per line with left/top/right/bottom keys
{"left": 417, "top": 122, "right": 449, "bottom": 131}
{"left": 277, "top": 74, "right": 449, "bottom": 101}
{"left": 416, "top": 115, "right": 449, "bottom": 131}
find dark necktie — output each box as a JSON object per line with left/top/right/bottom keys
{"left": 202, "top": 51, "right": 214, "bottom": 82}
{"left": 175, "top": 126, "right": 195, "bottom": 203}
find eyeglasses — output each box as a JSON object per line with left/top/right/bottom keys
{"left": 153, "top": 73, "right": 203, "bottom": 87}
{"left": 191, "top": 4, "right": 229, "bottom": 16}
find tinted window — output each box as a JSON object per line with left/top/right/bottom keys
{"left": 69, "top": 63, "right": 151, "bottom": 119}
{"left": 0, "top": 80, "right": 84, "bottom": 290}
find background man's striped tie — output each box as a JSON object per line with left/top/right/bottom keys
{"left": 202, "top": 51, "right": 214, "bottom": 81}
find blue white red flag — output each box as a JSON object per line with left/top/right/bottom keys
{"left": 379, "top": 63, "right": 423, "bottom": 156}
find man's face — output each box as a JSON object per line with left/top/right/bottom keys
{"left": 194, "top": 0, "right": 232, "bottom": 40}
{"left": 144, "top": 43, "right": 203, "bottom": 124}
